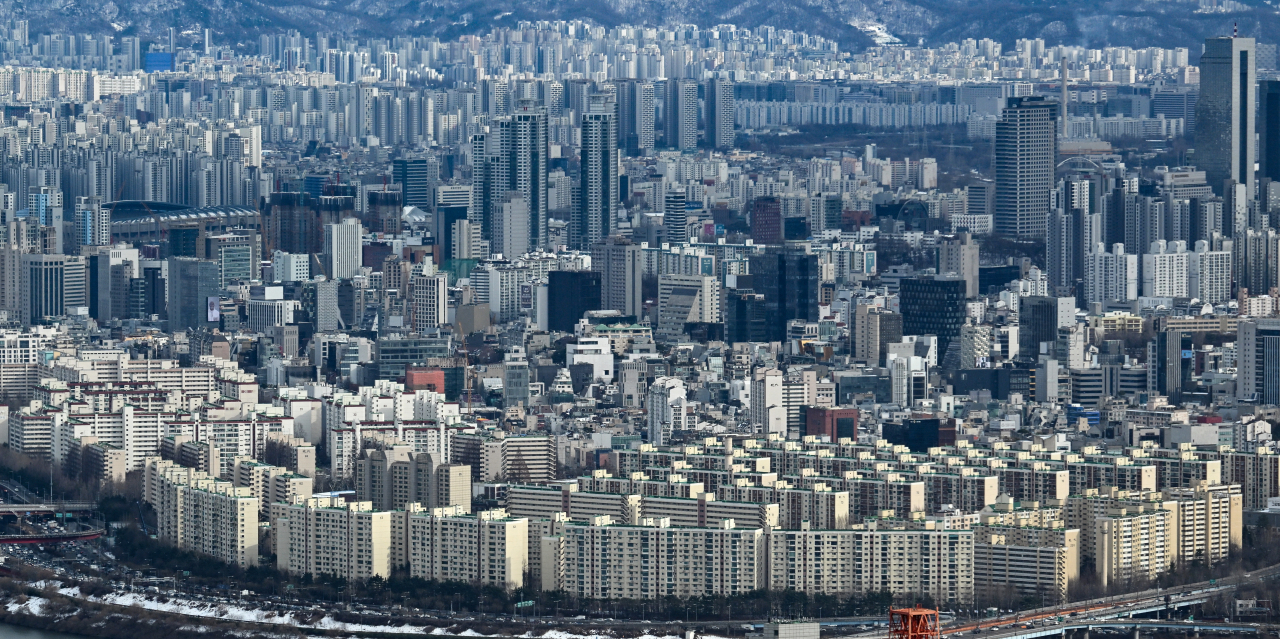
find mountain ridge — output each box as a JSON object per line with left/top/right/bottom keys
{"left": 1, "top": 0, "right": 1277, "bottom": 53}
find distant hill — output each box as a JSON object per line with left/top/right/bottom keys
{"left": 2, "top": 0, "right": 1278, "bottom": 53}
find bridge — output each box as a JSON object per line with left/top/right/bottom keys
{"left": 962, "top": 620, "right": 1259, "bottom": 639}
{"left": 0, "top": 503, "right": 98, "bottom": 515}
{"left": 0, "top": 529, "right": 105, "bottom": 544}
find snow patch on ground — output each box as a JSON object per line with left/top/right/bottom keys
{"left": 7, "top": 596, "right": 48, "bottom": 616}
{"left": 6, "top": 581, "right": 699, "bottom": 639}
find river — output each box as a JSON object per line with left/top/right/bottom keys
{"left": 0, "top": 624, "right": 81, "bottom": 639}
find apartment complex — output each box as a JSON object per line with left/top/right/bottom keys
{"left": 142, "top": 457, "right": 260, "bottom": 568}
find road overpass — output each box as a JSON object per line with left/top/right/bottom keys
{"left": 958, "top": 621, "right": 1258, "bottom": 639}
{"left": 0, "top": 503, "right": 98, "bottom": 515}
{"left": 0, "top": 529, "right": 105, "bottom": 544}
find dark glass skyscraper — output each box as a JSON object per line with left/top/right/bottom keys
{"left": 392, "top": 157, "right": 438, "bottom": 210}
{"left": 166, "top": 256, "right": 220, "bottom": 331}
{"left": 547, "top": 271, "right": 601, "bottom": 332}
{"left": 749, "top": 249, "right": 820, "bottom": 342}
{"left": 899, "top": 276, "right": 967, "bottom": 355}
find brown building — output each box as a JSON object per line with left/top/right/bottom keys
{"left": 803, "top": 407, "right": 859, "bottom": 441}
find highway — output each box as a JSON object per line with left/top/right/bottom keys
{"left": 822, "top": 563, "right": 1280, "bottom": 639}
{"left": 0, "top": 503, "right": 98, "bottom": 515}
{"left": 0, "top": 529, "right": 105, "bottom": 544}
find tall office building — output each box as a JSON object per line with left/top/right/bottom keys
{"left": 749, "top": 249, "right": 820, "bottom": 342}
{"left": 663, "top": 186, "right": 688, "bottom": 243}
{"left": 576, "top": 95, "right": 619, "bottom": 249}
{"left": 481, "top": 102, "right": 549, "bottom": 250}
{"left": 19, "top": 253, "right": 80, "bottom": 324}
{"left": 1261, "top": 80, "right": 1280, "bottom": 184}
{"left": 366, "top": 189, "right": 403, "bottom": 235}
{"left": 590, "top": 237, "right": 644, "bottom": 317}
{"left": 203, "top": 231, "right": 260, "bottom": 287}
{"left": 323, "top": 218, "right": 363, "bottom": 280}
{"left": 725, "top": 290, "right": 769, "bottom": 344}
{"left": 937, "top": 232, "right": 979, "bottom": 298}
{"left": 392, "top": 156, "right": 438, "bottom": 210}
{"left": 1019, "top": 296, "right": 1076, "bottom": 361}
{"left": 267, "top": 192, "right": 318, "bottom": 256}
{"left": 165, "top": 256, "right": 220, "bottom": 331}
{"left": 546, "top": 270, "right": 601, "bottom": 332}
{"left": 994, "top": 97, "right": 1056, "bottom": 238}
{"left": 853, "top": 305, "right": 904, "bottom": 366}
{"left": 27, "top": 186, "right": 64, "bottom": 253}
{"left": 1148, "top": 330, "right": 1193, "bottom": 404}
{"left": 434, "top": 184, "right": 473, "bottom": 261}
{"left": 655, "top": 274, "right": 720, "bottom": 344}
{"left": 1238, "top": 318, "right": 1280, "bottom": 402}
{"left": 899, "top": 276, "right": 967, "bottom": 355}
{"left": 411, "top": 272, "right": 448, "bottom": 332}
{"left": 495, "top": 193, "right": 530, "bottom": 258}
{"left": 614, "top": 79, "right": 655, "bottom": 156}
{"left": 705, "top": 78, "right": 735, "bottom": 150}
{"left": 1198, "top": 36, "right": 1255, "bottom": 196}
{"left": 664, "top": 79, "right": 698, "bottom": 151}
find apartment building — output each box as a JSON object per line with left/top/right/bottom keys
{"left": 974, "top": 535, "right": 1071, "bottom": 604}
{"left": 555, "top": 515, "right": 765, "bottom": 599}
{"left": 1165, "top": 483, "right": 1242, "bottom": 565}
{"left": 275, "top": 496, "right": 393, "bottom": 580}
{"left": 142, "top": 457, "right": 259, "bottom": 568}
{"left": 407, "top": 507, "right": 528, "bottom": 590}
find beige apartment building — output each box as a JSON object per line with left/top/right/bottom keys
{"left": 142, "top": 457, "right": 259, "bottom": 568}
{"left": 407, "top": 507, "right": 529, "bottom": 590}
{"left": 275, "top": 496, "right": 393, "bottom": 580}
{"left": 555, "top": 515, "right": 765, "bottom": 600}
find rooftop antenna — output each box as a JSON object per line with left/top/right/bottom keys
{"left": 1234, "top": 22, "right": 1239, "bottom": 38}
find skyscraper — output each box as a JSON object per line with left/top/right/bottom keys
{"left": 664, "top": 79, "right": 698, "bottom": 151}
{"left": 705, "top": 78, "right": 735, "bottom": 150}
{"left": 392, "top": 156, "right": 438, "bottom": 210}
{"left": 165, "top": 256, "right": 220, "bottom": 331}
{"left": 27, "top": 186, "right": 63, "bottom": 253}
{"left": 73, "top": 196, "right": 109, "bottom": 249}
{"left": 994, "top": 96, "right": 1056, "bottom": 238}
{"left": 749, "top": 249, "right": 820, "bottom": 342}
{"left": 267, "top": 192, "right": 318, "bottom": 256}
{"left": 366, "top": 189, "right": 403, "bottom": 235}
{"left": 323, "top": 218, "right": 363, "bottom": 280}
{"left": 590, "top": 237, "right": 644, "bottom": 318}
{"left": 613, "top": 79, "right": 655, "bottom": 156}
{"left": 481, "top": 102, "right": 548, "bottom": 250}
{"left": 1197, "top": 36, "right": 1255, "bottom": 196}
{"left": 663, "top": 186, "right": 687, "bottom": 243}
{"left": 576, "top": 95, "right": 619, "bottom": 249}
{"left": 19, "top": 253, "right": 77, "bottom": 324}
{"left": 546, "top": 270, "right": 601, "bottom": 332}
{"left": 410, "top": 271, "right": 448, "bottom": 332}
{"left": 1260, "top": 80, "right": 1280, "bottom": 183}
{"left": 937, "top": 232, "right": 979, "bottom": 298}
{"left": 899, "top": 276, "right": 967, "bottom": 355}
